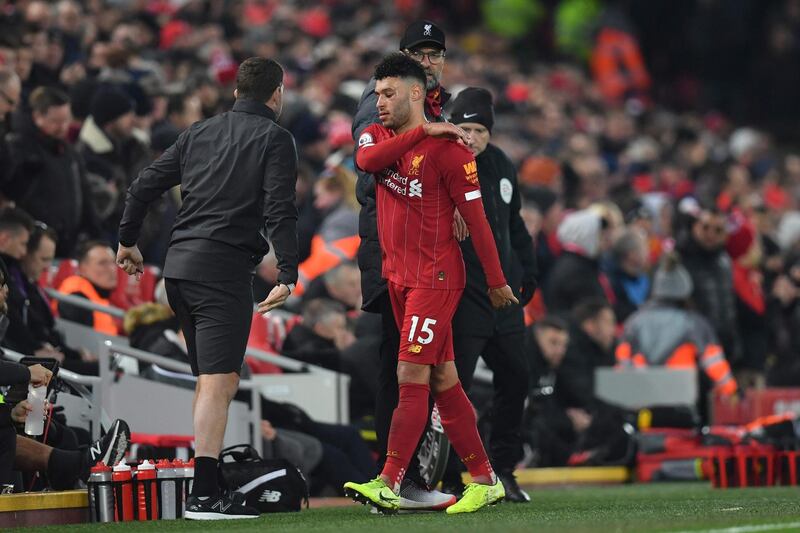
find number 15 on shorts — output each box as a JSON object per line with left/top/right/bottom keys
{"left": 408, "top": 315, "right": 437, "bottom": 344}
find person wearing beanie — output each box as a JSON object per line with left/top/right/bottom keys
{"left": 439, "top": 86, "right": 536, "bottom": 503}
{"left": 544, "top": 209, "right": 614, "bottom": 317}
{"left": 77, "top": 85, "right": 152, "bottom": 245}
{"left": 350, "top": 20, "right": 455, "bottom": 511}
{"left": 616, "top": 253, "right": 739, "bottom": 407}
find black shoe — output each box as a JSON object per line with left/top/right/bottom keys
{"left": 440, "top": 479, "right": 466, "bottom": 500}
{"left": 85, "top": 419, "right": 130, "bottom": 467}
{"left": 498, "top": 471, "right": 530, "bottom": 503}
{"left": 185, "top": 494, "right": 260, "bottom": 520}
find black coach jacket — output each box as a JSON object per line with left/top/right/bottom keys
{"left": 119, "top": 99, "right": 299, "bottom": 284}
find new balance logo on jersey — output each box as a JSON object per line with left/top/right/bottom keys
{"left": 258, "top": 490, "right": 282, "bottom": 503}
{"left": 409, "top": 179, "right": 422, "bottom": 198}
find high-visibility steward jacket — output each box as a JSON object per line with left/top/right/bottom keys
{"left": 615, "top": 302, "right": 737, "bottom": 396}
{"left": 590, "top": 27, "right": 651, "bottom": 103}
{"left": 56, "top": 275, "right": 119, "bottom": 336}
{"left": 294, "top": 206, "right": 359, "bottom": 296}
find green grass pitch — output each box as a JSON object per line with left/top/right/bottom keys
{"left": 11, "top": 483, "right": 800, "bottom": 532}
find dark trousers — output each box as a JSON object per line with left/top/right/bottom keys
{"left": 0, "top": 410, "right": 15, "bottom": 486}
{"left": 373, "top": 292, "right": 426, "bottom": 484}
{"left": 449, "top": 328, "right": 529, "bottom": 475}
{"left": 308, "top": 422, "right": 377, "bottom": 489}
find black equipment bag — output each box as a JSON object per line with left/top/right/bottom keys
{"left": 218, "top": 444, "right": 309, "bottom": 512}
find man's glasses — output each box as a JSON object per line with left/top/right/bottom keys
{"left": 404, "top": 49, "right": 446, "bottom": 65}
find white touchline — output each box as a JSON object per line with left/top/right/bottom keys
{"left": 671, "top": 521, "right": 800, "bottom": 533}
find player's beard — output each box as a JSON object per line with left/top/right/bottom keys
{"left": 386, "top": 101, "right": 412, "bottom": 131}
{"left": 425, "top": 65, "right": 443, "bottom": 91}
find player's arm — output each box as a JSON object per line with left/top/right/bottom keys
{"left": 258, "top": 127, "right": 300, "bottom": 314}
{"left": 441, "top": 147, "right": 517, "bottom": 308}
{"left": 118, "top": 130, "right": 186, "bottom": 247}
{"left": 117, "top": 129, "right": 187, "bottom": 275}
{"left": 355, "top": 125, "right": 427, "bottom": 173}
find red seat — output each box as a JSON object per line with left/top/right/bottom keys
{"left": 138, "top": 265, "right": 160, "bottom": 302}
{"left": 130, "top": 432, "right": 194, "bottom": 449}
{"left": 50, "top": 260, "right": 78, "bottom": 290}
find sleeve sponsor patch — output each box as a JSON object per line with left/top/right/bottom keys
{"left": 462, "top": 160, "right": 479, "bottom": 185}
{"left": 358, "top": 132, "right": 374, "bottom": 147}
{"left": 465, "top": 190, "right": 482, "bottom": 201}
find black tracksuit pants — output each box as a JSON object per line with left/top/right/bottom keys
{"left": 443, "top": 324, "right": 529, "bottom": 481}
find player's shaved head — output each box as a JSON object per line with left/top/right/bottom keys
{"left": 373, "top": 53, "right": 426, "bottom": 132}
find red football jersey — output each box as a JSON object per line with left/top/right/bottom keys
{"left": 357, "top": 123, "right": 485, "bottom": 290}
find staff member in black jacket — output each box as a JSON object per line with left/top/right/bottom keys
{"left": 443, "top": 88, "right": 537, "bottom": 502}
{"left": 116, "top": 57, "right": 299, "bottom": 521}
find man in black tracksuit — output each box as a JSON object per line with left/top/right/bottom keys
{"left": 442, "top": 88, "right": 537, "bottom": 502}
{"left": 352, "top": 20, "right": 456, "bottom": 510}
{"left": 117, "top": 58, "right": 299, "bottom": 520}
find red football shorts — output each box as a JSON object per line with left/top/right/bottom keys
{"left": 388, "top": 281, "right": 463, "bottom": 366}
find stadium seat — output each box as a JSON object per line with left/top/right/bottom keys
{"left": 49, "top": 260, "right": 78, "bottom": 291}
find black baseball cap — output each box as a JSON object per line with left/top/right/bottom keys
{"left": 400, "top": 20, "right": 446, "bottom": 51}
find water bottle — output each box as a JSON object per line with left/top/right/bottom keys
{"left": 88, "top": 462, "right": 114, "bottom": 523}
{"left": 136, "top": 460, "right": 159, "bottom": 521}
{"left": 156, "top": 460, "right": 177, "bottom": 520}
{"left": 24, "top": 384, "right": 46, "bottom": 436}
{"left": 171, "top": 459, "right": 186, "bottom": 517}
{"left": 112, "top": 460, "right": 134, "bottom": 522}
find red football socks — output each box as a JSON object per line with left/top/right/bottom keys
{"left": 435, "top": 382, "right": 496, "bottom": 485}
{"left": 381, "top": 382, "right": 431, "bottom": 492}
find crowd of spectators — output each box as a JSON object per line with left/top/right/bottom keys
{"left": 2, "top": 0, "right": 800, "bottom": 483}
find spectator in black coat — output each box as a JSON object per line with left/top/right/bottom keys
{"left": 300, "top": 262, "right": 362, "bottom": 311}
{"left": 3, "top": 220, "right": 98, "bottom": 374}
{"left": 677, "top": 206, "right": 742, "bottom": 367}
{"left": 544, "top": 209, "right": 613, "bottom": 316}
{"left": 526, "top": 315, "right": 586, "bottom": 467}
{"left": 282, "top": 298, "right": 379, "bottom": 417}
{"left": 4, "top": 87, "right": 99, "bottom": 257}
{"left": 559, "top": 299, "right": 617, "bottom": 409}
{"left": 77, "top": 85, "right": 152, "bottom": 245}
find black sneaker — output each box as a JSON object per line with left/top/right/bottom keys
{"left": 497, "top": 471, "right": 530, "bottom": 503}
{"left": 185, "top": 494, "right": 260, "bottom": 520}
{"left": 86, "top": 419, "right": 130, "bottom": 466}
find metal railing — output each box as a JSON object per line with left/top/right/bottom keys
{"left": 99, "top": 341, "right": 264, "bottom": 454}
{"left": 46, "top": 288, "right": 126, "bottom": 319}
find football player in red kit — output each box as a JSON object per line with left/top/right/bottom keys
{"left": 343, "top": 53, "right": 518, "bottom": 515}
